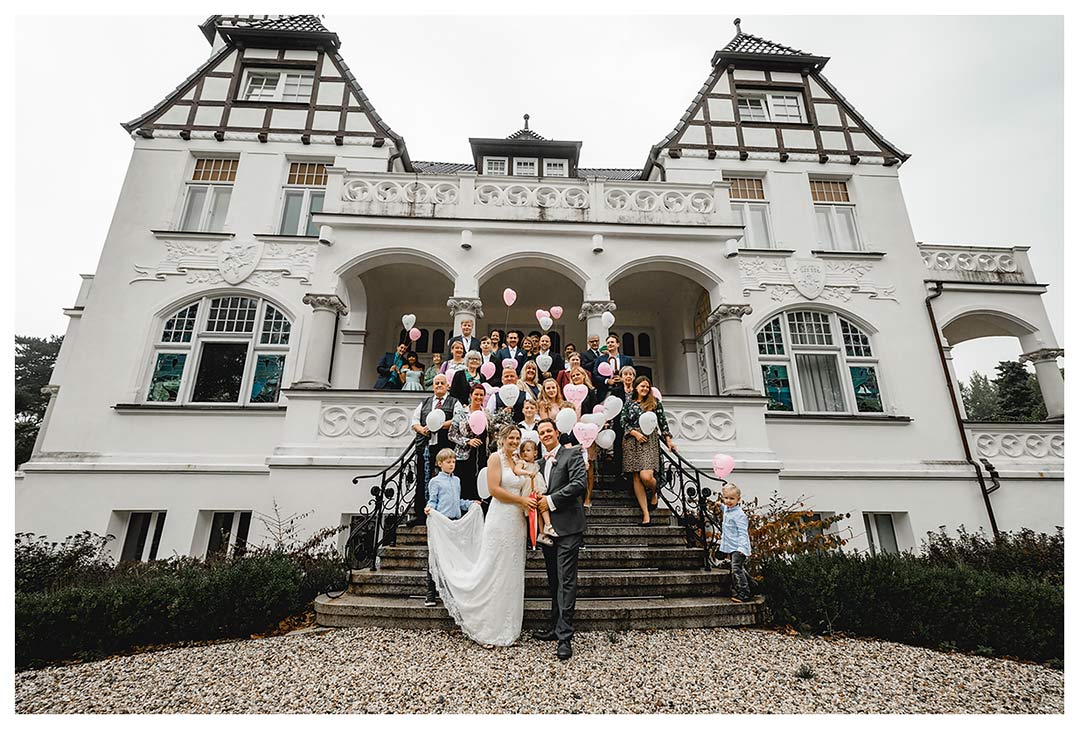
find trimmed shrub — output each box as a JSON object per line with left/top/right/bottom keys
{"left": 921, "top": 526, "right": 1063, "bottom": 584}
{"left": 760, "top": 551, "right": 1063, "bottom": 664}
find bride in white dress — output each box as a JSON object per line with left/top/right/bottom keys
{"left": 426, "top": 425, "right": 535, "bottom": 646}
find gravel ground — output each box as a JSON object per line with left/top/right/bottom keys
{"left": 16, "top": 627, "right": 1063, "bottom": 714}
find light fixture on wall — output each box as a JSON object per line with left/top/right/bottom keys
{"left": 461, "top": 229, "right": 473, "bottom": 250}
{"left": 592, "top": 234, "right": 604, "bottom": 254}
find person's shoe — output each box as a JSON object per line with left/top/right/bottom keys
{"left": 532, "top": 628, "right": 557, "bottom": 641}
{"left": 543, "top": 525, "right": 558, "bottom": 537}
{"left": 730, "top": 595, "right": 746, "bottom": 604}
{"left": 536, "top": 534, "right": 554, "bottom": 547}
{"left": 424, "top": 596, "right": 438, "bottom": 607}
{"left": 404, "top": 518, "right": 425, "bottom": 528}
{"left": 556, "top": 639, "right": 573, "bottom": 661}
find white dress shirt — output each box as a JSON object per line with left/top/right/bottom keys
{"left": 411, "top": 394, "right": 450, "bottom": 445}
{"left": 542, "top": 445, "right": 560, "bottom": 512}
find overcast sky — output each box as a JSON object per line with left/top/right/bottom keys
{"left": 13, "top": 13, "right": 1063, "bottom": 380}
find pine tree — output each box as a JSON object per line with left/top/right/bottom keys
{"left": 14, "top": 335, "right": 64, "bottom": 467}
{"left": 993, "top": 360, "right": 1046, "bottom": 422}
{"left": 961, "top": 371, "right": 999, "bottom": 421}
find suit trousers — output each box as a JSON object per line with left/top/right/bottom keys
{"left": 541, "top": 530, "right": 584, "bottom": 641}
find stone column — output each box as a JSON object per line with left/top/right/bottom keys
{"left": 579, "top": 300, "right": 617, "bottom": 341}
{"left": 708, "top": 303, "right": 756, "bottom": 395}
{"left": 447, "top": 296, "right": 484, "bottom": 339}
{"left": 941, "top": 344, "right": 967, "bottom": 420}
{"left": 1020, "top": 348, "right": 1065, "bottom": 421}
{"left": 293, "top": 294, "right": 348, "bottom": 389}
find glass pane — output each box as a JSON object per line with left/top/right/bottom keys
{"left": 208, "top": 187, "right": 231, "bottom": 231}
{"left": 120, "top": 512, "right": 152, "bottom": 562}
{"left": 748, "top": 204, "right": 771, "bottom": 248}
{"left": 162, "top": 304, "right": 199, "bottom": 343}
{"left": 207, "top": 297, "right": 258, "bottom": 333}
{"left": 192, "top": 343, "right": 248, "bottom": 403}
{"left": 206, "top": 512, "right": 234, "bottom": 558}
{"left": 761, "top": 364, "right": 793, "bottom": 411}
{"left": 731, "top": 204, "right": 745, "bottom": 226}
{"left": 250, "top": 354, "right": 286, "bottom": 403}
{"left": 815, "top": 207, "right": 834, "bottom": 248}
{"left": 279, "top": 190, "right": 304, "bottom": 235}
{"left": 233, "top": 512, "right": 252, "bottom": 558}
{"left": 850, "top": 366, "right": 884, "bottom": 413}
{"left": 840, "top": 319, "right": 872, "bottom": 357}
{"left": 795, "top": 353, "right": 845, "bottom": 412}
{"left": 180, "top": 187, "right": 207, "bottom": 231}
{"left": 147, "top": 353, "right": 187, "bottom": 402}
{"left": 622, "top": 333, "right": 636, "bottom": 356}
{"left": 638, "top": 333, "right": 652, "bottom": 358}
{"left": 432, "top": 329, "right": 446, "bottom": 355}
{"left": 874, "top": 514, "right": 899, "bottom": 554}
{"left": 305, "top": 191, "right": 324, "bottom": 237}
{"left": 260, "top": 305, "right": 291, "bottom": 345}
{"left": 863, "top": 513, "right": 877, "bottom": 554}
{"left": 757, "top": 317, "right": 785, "bottom": 355}
{"left": 148, "top": 513, "right": 166, "bottom": 561}
{"left": 835, "top": 207, "right": 860, "bottom": 250}
{"left": 787, "top": 311, "right": 833, "bottom": 346}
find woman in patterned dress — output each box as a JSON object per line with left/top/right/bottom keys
{"left": 620, "top": 375, "right": 677, "bottom": 526}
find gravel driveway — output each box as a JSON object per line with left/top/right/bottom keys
{"left": 16, "top": 627, "right": 1063, "bottom": 714}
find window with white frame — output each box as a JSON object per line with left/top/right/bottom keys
{"left": 483, "top": 157, "right": 507, "bottom": 176}
{"left": 736, "top": 92, "right": 805, "bottom": 123}
{"left": 119, "top": 511, "right": 167, "bottom": 562}
{"left": 279, "top": 162, "right": 328, "bottom": 236}
{"left": 863, "top": 512, "right": 900, "bottom": 555}
{"left": 146, "top": 296, "right": 292, "bottom": 405}
{"left": 205, "top": 510, "right": 253, "bottom": 559}
{"left": 514, "top": 158, "right": 538, "bottom": 176}
{"left": 756, "top": 310, "right": 884, "bottom": 414}
{"left": 241, "top": 69, "right": 315, "bottom": 103}
{"left": 724, "top": 176, "right": 774, "bottom": 248}
{"left": 543, "top": 159, "right": 568, "bottom": 177}
{"left": 179, "top": 158, "right": 237, "bottom": 232}
{"left": 810, "top": 179, "right": 861, "bottom": 251}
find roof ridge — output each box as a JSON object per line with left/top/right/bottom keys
{"left": 719, "top": 17, "right": 809, "bottom": 57}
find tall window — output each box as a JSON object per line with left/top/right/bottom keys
{"left": 279, "top": 162, "right": 328, "bottom": 236}
{"left": 725, "top": 176, "right": 774, "bottom": 248}
{"left": 756, "top": 310, "right": 883, "bottom": 414}
{"left": 119, "top": 511, "right": 166, "bottom": 562}
{"left": 863, "top": 512, "right": 900, "bottom": 555}
{"left": 241, "top": 69, "right": 314, "bottom": 103}
{"left": 205, "top": 511, "right": 252, "bottom": 559}
{"left": 736, "top": 92, "right": 805, "bottom": 123}
{"left": 146, "top": 296, "right": 292, "bottom": 405}
{"left": 810, "top": 179, "right": 861, "bottom": 251}
{"left": 179, "top": 158, "right": 237, "bottom": 232}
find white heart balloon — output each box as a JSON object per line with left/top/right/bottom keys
{"left": 536, "top": 354, "right": 553, "bottom": 372}
{"left": 555, "top": 408, "right": 577, "bottom": 434}
{"left": 601, "top": 311, "right": 616, "bottom": 328}
{"left": 499, "top": 384, "right": 520, "bottom": 405}
{"left": 539, "top": 316, "right": 554, "bottom": 332}
{"left": 578, "top": 413, "right": 605, "bottom": 426}
{"left": 424, "top": 409, "right": 446, "bottom": 431}
{"left": 596, "top": 429, "right": 617, "bottom": 450}
{"left": 639, "top": 411, "right": 658, "bottom": 436}
{"left": 603, "top": 395, "right": 623, "bottom": 420}
{"left": 520, "top": 429, "right": 540, "bottom": 445}
{"left": 476, "top": 467, "right": 490, "bottom": 499}
{"left": 402, "top": 313, "right": 416, "bottom": 330}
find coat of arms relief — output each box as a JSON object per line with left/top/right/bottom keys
{"left": 739, "top": 255, "right": 896, "bottom": 302}
{"left": 132, "top": 238, "right": 316, "bottom": 287}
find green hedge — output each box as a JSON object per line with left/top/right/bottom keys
{"left": 16, "top": 552, "right": 345, "bottom": 669}
{"left": 760, "top": 551, "right": 1063, "bottom": 664}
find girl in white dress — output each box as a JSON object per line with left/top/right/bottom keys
{"left": 426, "top": 425, "right": 534, "bottom": 647}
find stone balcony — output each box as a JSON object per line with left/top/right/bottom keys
{"left": 328, "top": 170, "right": 738, "bottom": 227}
{"left": 918, "top": 243, "right": 1038, "bottom": 285}
{"left": 965, "top": 422, "right": 1064, "bottom": 465}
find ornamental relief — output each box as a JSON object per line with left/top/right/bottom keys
{"left": 974, "top": 432, "right": 1064, "bottom": 460}
{"left": 739, "top": 255, "right": 896, "bottom": 303}
{"left": 319, "top": 405, "right": 412, "bottom": 440}
{"left": 132, "top": 240, "right": 317, "bottom": 286}
{"left": 666, "top": 409, "right": 736, "bottom": 442}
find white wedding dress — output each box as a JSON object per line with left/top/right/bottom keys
{"left": 426, "top": 451, "right": 527, "bottom": 646}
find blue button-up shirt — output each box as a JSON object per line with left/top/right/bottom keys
{"left": 719, "top": 503, "right": 751, "bottom": 556}
{"left": 426, "top": 472, "right": 473, "bottom": 519}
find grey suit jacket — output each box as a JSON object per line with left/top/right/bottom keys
{"left": 544, "top": 445, "right": 588, "bottom": 537}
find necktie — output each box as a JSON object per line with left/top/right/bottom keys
{"left": 435, "top": 398, "right": 443, "bottom": 409}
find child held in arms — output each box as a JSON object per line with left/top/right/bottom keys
{"left": 424, "top": 448, "right": 481, "bottom": 607}
{"left": 512, "top": 439, "right": 555, "bottom": 547}
{"left": 719, "top": 484, "right": 752, "bottom": 603}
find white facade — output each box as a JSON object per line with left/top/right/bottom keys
{"left": 15, "top": 16, "right": 1064, "bottom": 562}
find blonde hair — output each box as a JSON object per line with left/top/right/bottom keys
{"left": 436, "top": 448, "right": 457, "bottom": 465}
{"left": 496, "top": 424, "right": 521, "bottom": 447}
{"left": 536, "top": 377, "right": 566, "bottom": 417}
{"left": 721, "top": 484, "right": 741, "bottom": 500}
{"left": 569, "top": 365, "right": 594, "bottom": 388}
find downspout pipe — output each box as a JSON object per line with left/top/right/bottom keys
{"left": 925, "top": 281, "right": 1000, "bottom": 537}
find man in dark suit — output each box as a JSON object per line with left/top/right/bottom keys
{"left": 446, "top": 318, "right": 481, "bottom": 359}
{"left": 534, "top": 418, "right": 587, "bottom": 661}
{"left": 375, "top": 342, "right": 408, "bottom": 389}
{"left": 407, "top": 373, "right": 459, "bottom": 527}
{"left": 580, "top": 334, "right": 602, "bottom": 372}
{"left": 593, "top": 334, "right": 634, "bottom": 400}
{"left": 494, "top": 330, "right": 527, "bottom": 372}
{"left": 486, "top": 367, "right": 530, "bottom": 422}
{"left": 532, "top": 333, "right": 564, "bottom": 381}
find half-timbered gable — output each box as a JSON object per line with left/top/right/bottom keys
{"left": 644, "top": 19, "right": 908, "bottom": 178}
{"left": 122, "top": 15, "right": 411, "bottom": 169}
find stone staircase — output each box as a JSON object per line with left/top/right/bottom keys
{"left": 315, "top": 475, "right": 762, "bottom": 631}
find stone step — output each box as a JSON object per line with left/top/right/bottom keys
{"left": 393, "top": 524, "right": 689, "bottom": 547}
{"left": 315, "top": 593, "right": 762, "bottom": 631}
{"left": 377, "top": 545, "right": 706, "bottom": 571}
{"left": 346, "top": 568, "right": 732, "bottom": 599}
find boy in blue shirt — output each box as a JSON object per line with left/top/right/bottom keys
{"left": 423, "top": 448, "right": 480, "bottom": 607}
{"left": 719, "top": 484, "right": 752, "bottom": 603}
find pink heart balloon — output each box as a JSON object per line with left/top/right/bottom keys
{"left": 535, "top": 309, "right": 550, "bottom": 323}
{"left": 592, "top": 405, "right": 605, "bottom": 414}
{"left": 597, "top": 362, "right": 613, "bottom": 378}
{"left": 651, "top": 387, "right": 662, "bottom": 401}
{"left": 480, "top": 361, "right": 496, "bottom": 379}
{"left": 482, "top": 383, "right": 495, "bottom": 396}
{"left": 468, "top": 409, "right": 488, "bottom": 435}
{"left": 712, "top": 453, "right": 735, "bottom": 479}
{"left": 408, "top": 327, "right": 421, "bottom": 342}
{"left": 503, "top": 288, "right": 517, "bottom": 306}
{"left": 550, "top": 306, "right": 564, "bottom": 320}
{"left": 501, "top": 358, "right": 518, "bottom": 370}
{"left": 572, "top": 422, "right": 600, "bottom": 448}
{"left": 563, "top": 383, "right": 587, "bottom": 404}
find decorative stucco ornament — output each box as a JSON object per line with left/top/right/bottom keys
{"left": 218, "top": 239, "right": 263, "bottom": 285}
{"left": 786, "top": 257, "right": 826, "bottom": 300}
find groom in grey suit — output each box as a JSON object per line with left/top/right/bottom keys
{"left": 534, "top": 418, "right": 588, "bottom": 661}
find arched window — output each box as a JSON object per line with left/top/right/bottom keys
{"left": 415, "top": 328, "right": 430, "bottom": 353}
{"left": 147, "top": 295, "right": 292, "bottom": 405}
{"left": 637, "top": 333, "right": 652, "bottom": 358}
{"left": 431, "top": 328, "right": 447, "bottom": 355}
{"left": 756, "top": 310, "right": 883, "bottom": 414}
{"left": 622, "top": 333, "right": 636, "bottom": 357}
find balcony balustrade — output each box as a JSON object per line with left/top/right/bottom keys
{"left": 918, "top": 243, "right": 1037, "bottom": 285}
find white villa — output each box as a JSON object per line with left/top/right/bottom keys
{"left": 16, "top": 15, "right": 1063, "bottom": 565}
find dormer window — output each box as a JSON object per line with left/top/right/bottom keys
{"left": 241, "top": 69, "right": 315, "bottom": 103}
{"left": 514, "top": 158, "right": 538, "bottom": 176}
{"left": 736, "top": 92, "right": 805, "bottom": 123}
{"left": 544, "top": 159, "right": 568, "bottom": 177}
{"left": 483, "top": 157, "right": 508, "bottom": 176}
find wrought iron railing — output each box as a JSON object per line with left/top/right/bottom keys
{"left": 657, "top": 446, "right": 728, "bottom": 569}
